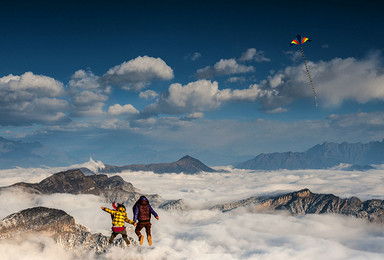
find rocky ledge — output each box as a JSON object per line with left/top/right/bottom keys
{"left": 212, "top": 189, "right": 384, "bottom": 224}
{"left": 0, "top": 207, "right": 135, "bottom": 253}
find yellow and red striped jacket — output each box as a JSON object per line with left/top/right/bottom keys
{"left": 102, "top": 207, "right": 134, "bottom": 227}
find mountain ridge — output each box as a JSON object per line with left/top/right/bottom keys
{"left": 99, "top": 155, "right": 217, "bottom": 174}
{"left": 235, "top": 139, "right": 384, "bottom": 170}
{"left": 0, "top": 169, "right": 161, "bottom": 206}
{"left": 211, "top": 188, "right": 384, "bottom": 223}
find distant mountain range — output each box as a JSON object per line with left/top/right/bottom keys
{"left": 0, "top": 137, "right": 72, "bottom": 168}
{"left": 2, "top": 136, "right": 384, "bottom": 171}
{"left": 234, "top": 139, "right": 384, "bottom": 170}
{"left": 99, "top": 155, "right": 217, "bottom": 174}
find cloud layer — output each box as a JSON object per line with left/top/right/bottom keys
{"left": 0, "top": 165, "right": 383, "bottom": 259}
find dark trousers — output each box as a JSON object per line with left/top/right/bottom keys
{"left": 109, "top": 228, "right": 130, "bottom": 244}
{"left": 135, "top": 221, "right": 152, "bottom": 237}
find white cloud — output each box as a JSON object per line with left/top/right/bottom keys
{"left": 68, "top": 69, "right": 112, "bottom": 118}
{"left": 265, "top": 107, "right": 289, "bottom": 114}
{"left": 107, "top": 104, "right": 139, "bottom": 116}
{"left": 70, "top": 90, "right": 108, "bottom": 117}
{"left": 254, "top": 53, "right": 384, "bottom": 109}
{"left": 196, "top": 59, "right": 254, "bottom": 78}
{"left": 180, "top": 112, "right": 204, "bottom": 121}
{"left": 0, "top": 72, "right": 70, "bottom": 126}
{"left": 226, "top": 76, "right": 246, "bottom": 83}
{"left": 217, "top": 84, "right": 276, "bottom": 102}
{"left": 69, "top": 69, "right": 101, "bottom": 90}
{"left": 143, "top": 80, "right": 276, "bottom": 116}
{"left": 238, "top": 48, "right": 270, "bottom": 62}
{"left": 139, "top": 90, "right": 159, "bottom": 100}
{"left": 101, "top": 56, "right": 174, "bottom": 91}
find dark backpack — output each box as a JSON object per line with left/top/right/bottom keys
{"left": 133, "top": 199, "right": 150, "bottom": 221}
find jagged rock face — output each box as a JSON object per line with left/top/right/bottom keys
{"left": 159, "top": 199, "right": 185, "bottom": 210}
{"left": 7, "top": 169, "right": 136, "bottom": 195}
{"left": 0, "top": 207, "right": 135, "bottom": 253}
{"left": 212, "top": 189, "right": 384, "bottom": 224}
{"left": 0, "top": 207, "right": 77, "bottom": 238}
{"left": 100, "top": 155, "right": 216, "bottom": 174}
{"left": 0, "top": 169, "right": 161, "bottom": 207}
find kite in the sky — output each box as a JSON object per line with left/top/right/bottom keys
{"left": 290, "top": 35, "right": 318, "bottom": 106}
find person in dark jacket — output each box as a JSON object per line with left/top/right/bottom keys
{"left": 133, "top": 196, "right": 159, "bottom": 246}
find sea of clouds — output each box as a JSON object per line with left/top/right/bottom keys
{"left": 0, "top": 161, "right": 383, "bottom": 259}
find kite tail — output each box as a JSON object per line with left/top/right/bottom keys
{"left": 300, "top": 46, "right": 318, "bottom": 107}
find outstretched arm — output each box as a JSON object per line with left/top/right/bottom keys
{"left": 149, "top": 205, "right": 159, "bottom": 219}
{"left": 101, "top": 207, "right": 114, "bottom": 214}
{"left": 124, "top": 214, "right": 136, "bottom": 225}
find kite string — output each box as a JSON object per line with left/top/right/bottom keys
{"left": 300, "top": 46, "right": 318, "bottom": 107}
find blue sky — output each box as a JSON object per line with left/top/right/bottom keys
{"left": 1, "top": 0, "right": 384, "bottom": 166}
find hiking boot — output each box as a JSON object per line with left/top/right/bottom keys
{"left": 147, "top": 235, "right": 152, "bottom": 246}
{"left": 139, "top": 235, "right": 144, "bottom": 245}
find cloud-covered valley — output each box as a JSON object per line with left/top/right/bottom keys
{"left": 0, "top": 162, "right": 383, "bottom": 259}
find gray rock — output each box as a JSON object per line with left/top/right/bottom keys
{"left": 212, "top": 189, "right": 384, "bottom": 224}
{"left": 0, "top": 207, "right": 136, "bottom": 253}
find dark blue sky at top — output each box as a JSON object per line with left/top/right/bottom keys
{"left": 1, "top": 0, "right": 384, "bottom": 166}
{"left": 1, "top": 0, "right": 381, "bottom": 80}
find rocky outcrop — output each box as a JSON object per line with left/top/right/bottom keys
{"left": 212, "top": 189, "right": 384, "bottom": 223}
{"left": 0, "top": 169, "right": 160, "bottom": 207}
{"left": 0, "top": 207, "right": 135, "bottom": 253}
{"left": 99, "top": 155, "right": 217, "bottom": 174}
{"left": 159, "top": 199, "right": 185, "bottom": 210}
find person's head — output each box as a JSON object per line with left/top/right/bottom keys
{"left": 117, "top": 203, "right": 126, "bottom": 212}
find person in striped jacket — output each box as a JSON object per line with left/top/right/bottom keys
{"left": 101, "top": 203, "right": 136, "bottom": 245}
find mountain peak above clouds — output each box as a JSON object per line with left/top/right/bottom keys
{"left": 0, "top": 169, "right": 161, "bottom": 206}
{"left": 99, "top": 155, "right": 217, "bottom": 174}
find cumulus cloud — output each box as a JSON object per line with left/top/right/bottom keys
{"left": 196, "top": 59, "right": 254, "bottom": 78}
{"left": 100, "top": 56, "right": 174, "bottom": 91}
{"left": 69, "top": 69, "right": 101, "bottom": 90}
{"left": 252, "top": 53, "right": 384, "bottom": 109}
{"left": 180, "top": 112, "right": 204, "bottom": 121}
{"left": 238, "top": 48, "right": 270, "bottom": 62}
{"left": 107, "top": 104, "right": 139, "bottom": 116}
{"left": 70, "top": 90, "right": 108, "bottom": 117}
{"left": 143, "top": 80, "right": 276, "bottom": 116}
{"left": 0, "top": 72, "right": 70, "bottom": 126}
{"left": 139, "top": 90, "right": 159, "bottom": 100}
{"left": 68, "top": 70, "right": 111, "bottom": 117}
